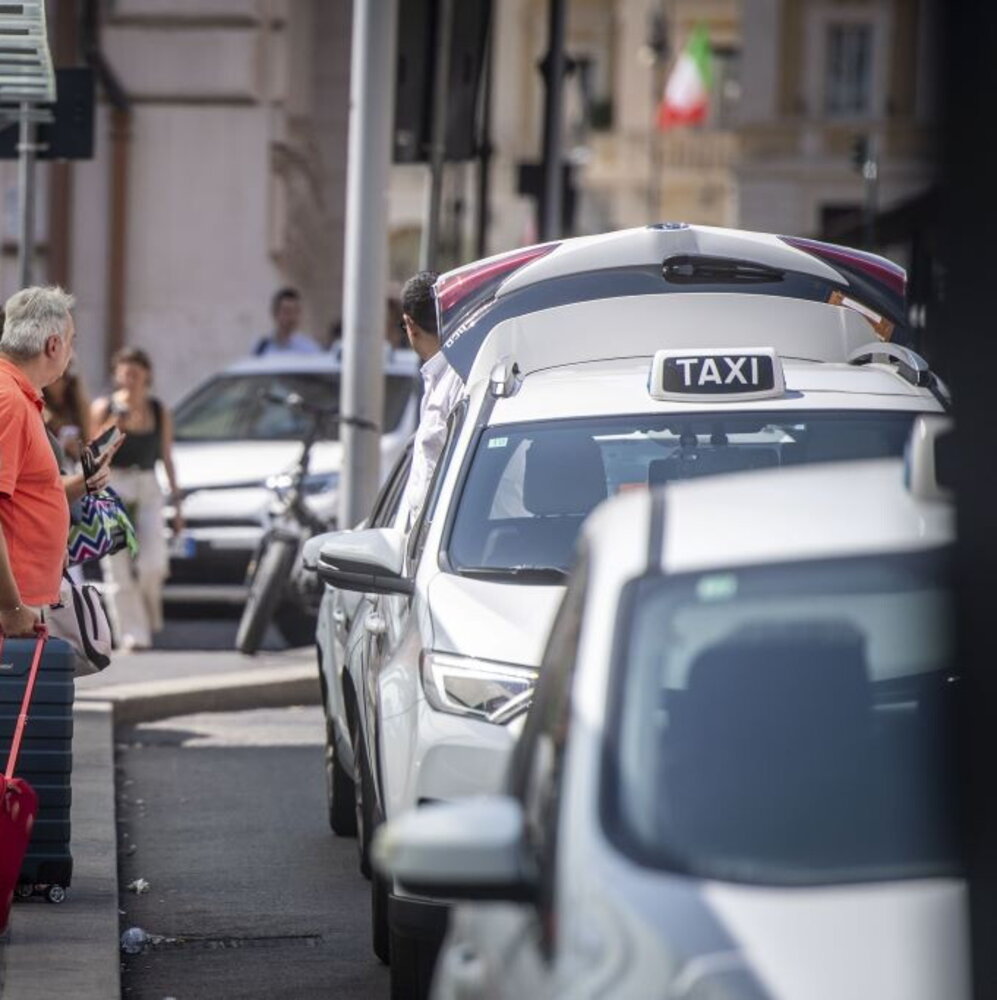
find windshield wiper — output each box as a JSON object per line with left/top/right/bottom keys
{"left": 662, "top": 254, "right": 785, "bottom": 285}
{"left": 456, "top": 565, "right": 569, "bottom": 584}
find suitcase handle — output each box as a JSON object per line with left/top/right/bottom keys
{"left": 0, "top": 625, "right": 48, "bottom": 780}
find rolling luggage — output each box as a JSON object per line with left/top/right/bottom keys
{"left": 0, "top": 629, "right": 75, "bottom": 905}
{"left": 0, "top": 629, "right": 46, "bottom": 931}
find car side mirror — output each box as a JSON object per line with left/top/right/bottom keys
{"left": 317, "top": 527, "right": 413, "bottom": 595}
{"left": 372, "top": 796, "right": 537, "bottom": 902}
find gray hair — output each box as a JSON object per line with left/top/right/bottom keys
{"left": 1, "top": 286, "right": 75, "bottom": 359}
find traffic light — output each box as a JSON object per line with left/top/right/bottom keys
{"left": 851, "top": 134, "right": 869, "bottom": 173}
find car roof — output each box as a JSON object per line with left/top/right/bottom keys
{"left": 221, "top": 346, "right": 420, "bottom": 377}
{"left": 486, "top": 357, "right": 942, "bottom": 426}
{"left": 583, "top": 459, "right": 953, "bottom": 580}
{"left": 439, "top": 224, "right": 909, "bottom": 382}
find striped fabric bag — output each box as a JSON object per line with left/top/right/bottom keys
{"left": 67, "top": 487, "right": 139, "bottom": 566}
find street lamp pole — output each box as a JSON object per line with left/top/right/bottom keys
{"left": 339, "top": 0, "right": 398, "bottom": 530}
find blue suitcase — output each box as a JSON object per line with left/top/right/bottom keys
{"left": 0, "top": 634, "right": 75, "bottom": 902}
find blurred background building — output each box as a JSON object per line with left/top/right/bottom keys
{"left": 0, "top": 0, "right": 935, "bottom": 402}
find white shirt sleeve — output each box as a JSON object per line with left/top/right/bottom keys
{"left": 403, "top": 356, "right": 463, "bottom": 526}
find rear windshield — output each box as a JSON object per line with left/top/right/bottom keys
{"left": 446, "top": 410, "right": 920, "bottom": 578}
{"left": 603, "top": 551, "right": 958, "bottom": 885}
{"left": 174, "top": 373, "right": 413, "bottom": 442}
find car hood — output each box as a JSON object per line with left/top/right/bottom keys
{"left": 701, "top": 878, "right": 969, "bottom": 1000}
{"left": 425, "top": 573, "right": 564, "bottom": 666}
{"left": 172, "top": 440, "right": 345, "bottom": 491}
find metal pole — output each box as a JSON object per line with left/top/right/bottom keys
{"left": 420, "top": 0, "right": 455, "bottom": 271}
{"left": 540, "top": 0, "right": 568, "bottom": 240}
{"left": 339, "top": 0, "right": 398, "bottom": 530}
{"left": 646, "top": 2, "right": 669, "bottom": 220}
{"left": 475, "top": 11, "right": 494, "bottom": 260}
{"left": 17, "top": 103, "right": 38, "bottom": 288}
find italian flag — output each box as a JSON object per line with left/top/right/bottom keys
{"left": 656, "top": 25, "right": 713, "bottom": 130}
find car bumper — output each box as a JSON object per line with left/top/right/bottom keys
{"left": 164, "top": 525, "right": 262, "bottom": 604}
{"left": 381, "top": 696, "right": 518, "bottom": 822}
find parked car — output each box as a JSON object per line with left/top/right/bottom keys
{"left": 163, "top": 347, "right": 419, "bottom": 609}
{"left": 313, "top": 223, "right": 949, "bottom": 997}
{"left": 375, "top": 418, "right": 964, "bottom": 1000}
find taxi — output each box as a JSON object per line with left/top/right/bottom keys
{"left": 374, "top": 418, "right": 965, "bottom": 1000}
{"left": 313, "top": 223, "right": 949, "bottom": 996}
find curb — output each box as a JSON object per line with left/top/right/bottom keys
{"left": 77, "top": 663, "right": 321, "bottom": 726}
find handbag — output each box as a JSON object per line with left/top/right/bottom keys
{"left": 46, "top": 575, "right": 113, "bottom": 676}
{"left": 67, "top": 486, "right": 138, "bottom": 566}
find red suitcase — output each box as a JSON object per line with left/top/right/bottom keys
{"left": 0, "top": 629, "right": 46, "bottom": 933}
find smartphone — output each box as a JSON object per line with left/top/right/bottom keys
{"left": 88, "top": 425, "right": 123, "bottom": 461}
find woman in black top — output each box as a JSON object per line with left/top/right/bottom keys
{"left": 92, "top": 347, "right": 182, "bottom": 651}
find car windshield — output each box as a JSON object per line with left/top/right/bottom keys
{"left": 603, "top": 551, "right": 958, "bottom": 885}
{"left": 446, "top": 411, "right": 920, "bottom": 578}
{"left": 173, "top": 373, "right": 413, "bottom": 442}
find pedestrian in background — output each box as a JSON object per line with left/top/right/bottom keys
{"left": 0, "top": 287, "right": 77, "bottom": 636}
{"left": 91, "top": 347, "right": 183, "bottom": 651}
{"left": 399, "top": 271, "right": 463, "bottom": 525}
{"left": 252, "top": 287, "right": 319, "bottom": 355}
{"left": 43, "top": 366, "right": 92, "bottom": 464}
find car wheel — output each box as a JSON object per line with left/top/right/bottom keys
{"left": 352, "top": 722, "right": 376, "bottom": 880}
{"left": 325, "top": 717, "right": 357, "bottom": 837}
{"left": 371, "top": 872, "right": 391, "bottom": 965}
{"left": 235, "top": 537, "right": 296, "bottom": 655}
{"left": 274, "top": 602, "right": 318, "bottom": 647}
{"left": 389, "top": 928, "right": 438, "bottom": 1000}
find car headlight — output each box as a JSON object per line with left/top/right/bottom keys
{"left": 420, "top": 651, "right": 538, "bottom": 725}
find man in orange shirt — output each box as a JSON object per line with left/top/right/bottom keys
{"left": 0, "top": 287, "right": 79, "bottom": 636}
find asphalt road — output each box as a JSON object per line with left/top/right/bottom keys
{"left": 115, "top": 615, "right": 388, "bottom": 1000}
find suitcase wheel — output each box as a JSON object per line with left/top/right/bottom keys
{"left": 14, "top": 884, "right": 34, "bottom": 901}
{"left": 45, "top": 885, "right": 67, "bottom": 904}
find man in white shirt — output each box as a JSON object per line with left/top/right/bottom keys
{"left": 400, "top": 271, "right": 463, "bottom": 525}
{"left": 252, "top": 287, "right": 320, "bottom": 355}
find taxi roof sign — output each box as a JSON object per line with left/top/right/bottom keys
{"left": 649, "top": 347, "right": 785, "bottom": 402}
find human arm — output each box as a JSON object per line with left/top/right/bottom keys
{"left": 0, "top": 513, "right": 41, "bottom": 636}
{"left": 159, "top": 405, "right": 184, "bottom": 535}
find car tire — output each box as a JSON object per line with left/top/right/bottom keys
{"left": 325, "top": 717, "right": 357, "bottom": 837}
{"left": 389, "top": 929, "right": 437, "bottom": 1000}
{"left": 274, "top": 602, "right": 318, "bottom": 647}
{"left": 352, "top": 722, "right": 376, "bottom": 880}
{"left": 371, "top": 872, "right": 391, "bottom": 965}
{"left": 235, "top": 536, "right": 296, "bottom": 655}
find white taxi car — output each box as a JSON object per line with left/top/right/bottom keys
{"left": 375, "top": 419, "right": 965, "bottom": 1000}
{"left": 313, "top": 223, "right": 948, "bottom": 995}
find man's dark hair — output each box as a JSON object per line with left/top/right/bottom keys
{"left": 401, "top": 271, "right": 439, "bottom": 336}
{"left": 271, "top": 286, "right": 301, "bottom": 316}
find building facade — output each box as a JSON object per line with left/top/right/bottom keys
{"left": 735, "top": 0, "right": 934, "bottom": 252}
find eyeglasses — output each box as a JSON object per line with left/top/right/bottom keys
{"left": 398, "top": 319, "right": 408, "bottom": 334}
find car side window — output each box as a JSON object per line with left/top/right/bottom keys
{"left": 372, "top": 446, "right": 413, "bottom": 529}
{"left": 407, "top": 399, "right": 468, "bottom": 567}
{"left": 508, "top": 550, "right": 589, "bottom": 958}
{"left": 366, "top": 445, "right": 413, "bottom": 529}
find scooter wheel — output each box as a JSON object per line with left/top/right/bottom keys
{"left": 45, "top": 885, "right": 67, "bottom": 904}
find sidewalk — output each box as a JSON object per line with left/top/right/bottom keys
{"left": 0, "top": 645, "right": 320, "bottom": 1000}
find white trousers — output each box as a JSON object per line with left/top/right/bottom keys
{"left": 102, "top": 467, "right": 167, "bottom": 648}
